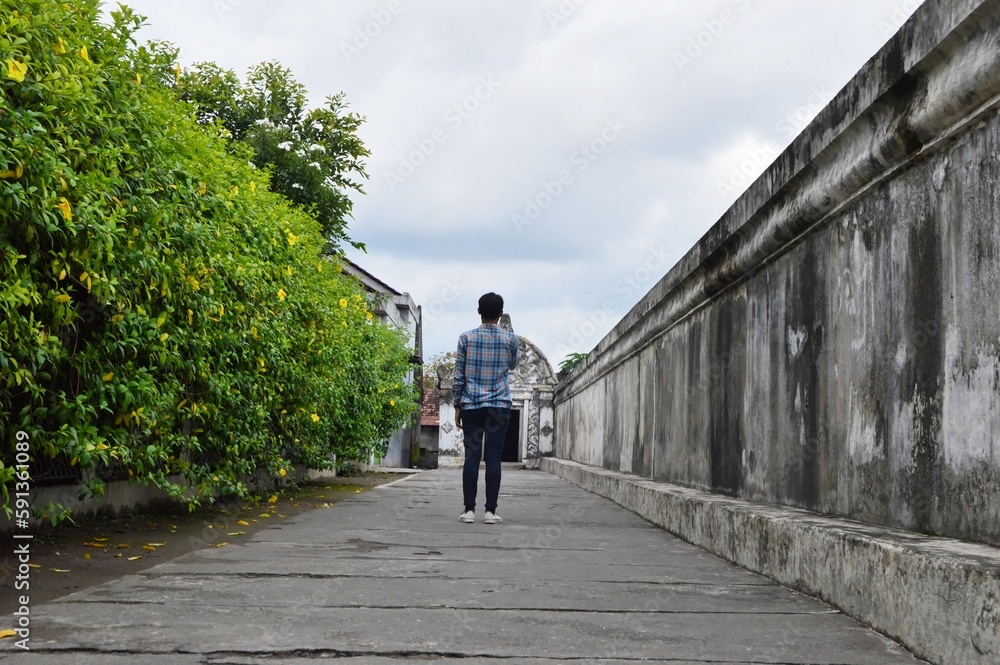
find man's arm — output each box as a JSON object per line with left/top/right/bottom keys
{"left": 453, "top": 335, "right": 467, "bottom": 428}
{"left": 508, "top": 334, "right": 520, "bottom": 370}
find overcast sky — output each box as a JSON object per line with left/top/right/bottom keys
{"left": 113, "top": 0, "right": 920, "bottom": 367}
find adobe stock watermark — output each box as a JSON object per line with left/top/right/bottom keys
{"left": 552, "top": 244, "right": 672, "bottom": 360}
{"left": 877, "top": 0, "right": 922, "bottom": 38}
{"left": 340, "top": 0, "right": 408, "bottom": 63}
{"left": 385, "top": 76, "right": 501, "bottom": 192}
{"left": 422, "top": 278, "right": 466, "bottom": 324}
{"left": 717, "top": 84, "right": 834, "bottom": 200}
{"left": 213, "top": 0, "right": 243, "bottom": 20}
{"left": 10, "top": 430, "right": 33, "bottom": 650}
{"left": 512, "top": 116, "right": 628, "bottom": 233}
{"left": 673, "top": 0, "right": 753, "bottom": 72}
{"left": 545, "top": 0, "right": 588, "bottom": 31}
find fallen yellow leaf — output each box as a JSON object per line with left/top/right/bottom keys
{"left": 267, "top": 495, "right": 277, "bottom": 504}
{"left": 226, "top": 532, "right": 244, "bottom": 536}
{"left": 258, "top": 513, "right": 270, "bottom": 518}
{"left": 28, "top": 564, "right": 41, "bottom": 569}
{"left": 0, "top": 629, "right": 16, "bottom": 639}
{"left": 236, "top": 520, "right": 249, "bottom": 526}
{"left": 52, "top": 568, "right": 70, "bottom": 573}
{"left": 83, "top": 553, "right": 91, "bottom": 560}
{"left": 94, "top": 536, "right": 108, "bottom": 542}
{"left": 115, "top": 543, "right": 130, "bottom": 549}
{"left": 141, "top": 545, "right": 156, "bottom": 552}
{"left": 114, "top": 553, "right": 122, "bottom": 558}
{"left": 127, "top": 556, "right": 142, "bottom": 561}
{"left": 83, "top": 542, "right": 106, "bottom": 548}
{"left": 147, "top": 542, "right": 166, "bottom": 547}
{"left": 216, "top": 542, "right": 229, "bottom": 548}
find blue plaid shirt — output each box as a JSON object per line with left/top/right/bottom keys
{"left": 453, "top": 324, "right": 520, "bottom": 410}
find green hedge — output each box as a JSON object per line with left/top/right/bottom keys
{"left": 0, "top": 0, "right": 416, "bottom": 515}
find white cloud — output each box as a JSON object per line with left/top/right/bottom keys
{"left": 116, "top": 0, "right": 918, "bottom": 365}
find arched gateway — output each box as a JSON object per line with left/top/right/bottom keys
{"left": 436, "top": 316, "right": 557, "bottom": 469}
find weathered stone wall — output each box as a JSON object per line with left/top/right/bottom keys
{"left": 555, "top": 0, "right": 1000, "bottom": 546}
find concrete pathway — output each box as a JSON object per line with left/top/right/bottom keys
{"left": 2, "top": 469, "right": 926, "bottom": 664}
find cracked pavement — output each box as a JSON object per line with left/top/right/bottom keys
{"left": 1, "top": 468, "right": 927, "bottom": 663}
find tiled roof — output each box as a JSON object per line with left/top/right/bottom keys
{"left": 421, "top": 386, "right": 440, "bottom": 426}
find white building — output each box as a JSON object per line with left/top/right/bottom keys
{"left": 341, "top": 259, "right": 423, "bottom": 468}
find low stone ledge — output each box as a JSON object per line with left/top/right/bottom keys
{"left": 541, "top": 457, "right": 1000, "bottom": 665}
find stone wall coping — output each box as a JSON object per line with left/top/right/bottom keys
{"left": 557, "top": 0, "right": 1000, "bottom": 403}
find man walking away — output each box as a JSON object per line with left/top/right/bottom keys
{"left": 453, "top": 293, "right": 519, "bottom": 524}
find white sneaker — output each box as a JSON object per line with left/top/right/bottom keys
{"left": 459, "top": 510, "right": 475, "bottom": 523}
{"left": 484, "top": 511, "right": 502, "bottom": 524}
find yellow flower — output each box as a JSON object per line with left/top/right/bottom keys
{"left": 286, "top": 232, "right": 298, "bottom": 246}
{"left": 278, "top": 468, "right": 287, "bottom": 477}
{"left": 79, "top": 45, "right": 89, "bottom": 62}
{"left": 0, "top": 164, "right": 23, "bottom": 180}
{"left": 57, "top": 197, "right": 72, "bottom": 221}
{"left": 54, "top": 293, "right": 71, "bottom": 304}
{"left": 277, "top": 288, "right": 287, "bottom": 302}
{"left": 310, "top": 413, "right": 320, "bottom": 423}
{"left": 249, "top": 181, "right": 256, "bottom": 192}
{"left": 102, "top": 372, "right": 114, "bottom": 382}
{"left": 390, "top": 400, "right": 396, "bottom": 407}
{"left": 366, "top": 312, "right": 373, "bottom": 321}
{"left": 54, "top": 38, "right": 67, "bottom": 55}
{"left": 338, "top": 298, "right": 348, "bottom": 308}
{"left": 5, "top": 59, "right": 27, "bottom": 83}
{"left": 134, "top": 72, "right": 142, "bottom": 84}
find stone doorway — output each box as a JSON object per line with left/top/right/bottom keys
{"left": 502, "top": 409, "right": 521, "bottom": 462}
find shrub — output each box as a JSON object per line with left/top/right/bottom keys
{"left": 0, "top": 0, "right": 415, "bottom": 516}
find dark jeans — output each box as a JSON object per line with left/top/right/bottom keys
{"left": 461, "top": 407, "right": 510, "bottom": 513}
